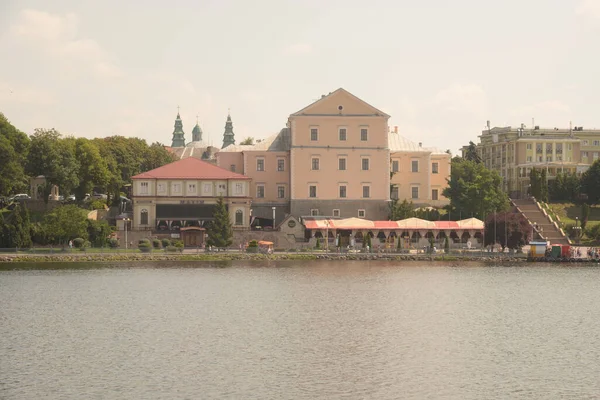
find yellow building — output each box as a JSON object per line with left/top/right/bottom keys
{"left": 469, "top": 124, "right": 598, "bottom": 198}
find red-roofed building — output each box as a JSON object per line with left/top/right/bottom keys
{"left": 131, "top": 157, "right": 252, "bottom": 231}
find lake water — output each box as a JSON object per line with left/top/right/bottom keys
{"left": 1, "top": 261, "right": 600, "bottom": 399}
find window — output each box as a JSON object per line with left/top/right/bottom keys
{"left": 338, "top": 158, "right": 346, "bottom": 171}
{"left": 361, "top": 158, "right": 370, "bottom": 171}
{"left": 277, "top": 159, "right": 285, "bottom": 172}
{"left": 582, "top": 152, "right": 588, "bottom": 158}
{"left": 157, "top": 183, "right": 166, "bottom": 193}
{"left": 172, "top": 183, "right": 181, "bottom": 194}
{"left": 537, "top": 156, "right": 543, "bottom": 162}
{"left": 309, "top": 185, "right": 317, "bottom": 198}
{"left": 235, "top": 183, "right": 243, "bottom": 195}
{"left": 546, "top": 155, "right": 552, "bottom": 162}
{"left": 362, "top": 186, "right": 370, "bottom": 198}
{"left": 140, "top": 209, "right": 148, "bottom": 225}
{"left": 392, "top": 160, "right": 399, "bottom": 173}
{"left": 203, "top": 183, "right": 212, "bottom": 194}
{"left": 546, "top": 143, "right": 552, "bottom": 153}
{"left": 339, "top": 185, "right": 347, "bottom": 198}
{"left": 230, "top": 164, "right": 236, "bottom": 172}
{"left": 556, "top": 143, "right": 563, "bottom": 154}
{"left": 568, "top": 144, "right": 572, "bottom": 150}
{"left": 360, "top": 128, "right": 368, "bottom": 141}
{"left": 411, "top": 160, "right": 419, "bottom": 172}
{"left": 358, "top": 209, "right": 366, "bottom": 218}
{"left": 536, "top": 144, "right": 543, "bottom": 154}
{"left": 594, "top": 141, "right": 600, "bottom": 147}
{"left": 432, "top": 189, "right": 439, "bottom": 201}
{"left": 310, "top": 128, "right": 318, "bottom": 141}
{"left": 256, "top": 185, "right": 265, "bottom": 198}
{"left": 527, "top": 156, "right": 532, "bottom": 162}
{"left": 140, "top": 182, "right": 149, "bottom": 195}
{"left": 256, "top": 159, "right": 264, "bottom": 171}
{"left": 188, "top": 183, "right": 196, "bottom": 194}
{"left": 277, "top": 185, "right": 285, "bottom": 199}
{"left": 411, "top": 186, "right": 419, "bottom": 199}
{"left": 311, "top": 158, "right": 320, "bottom": 171}
{"left": 310, "top": 209, "right": 319, "bottom": 216}
{"left": 432, "top": 162, "right": 439, "bottom": 174}
{"left": 526, "top": 143, "right": 532, "bottom": 150}
{"left": 391, "top": 186, "right": 399, "bottom": 200}
{"left": 339, "top": 128, "right": 347, "bottom": 141}
{"left": 333, "top": 209, "right": 340, "bottom": 217}
{"left": 235, "top": 210, "right": 243, "bottom": 226}
{"left": 594, "top": 152, "right": 599, "bottom": 160}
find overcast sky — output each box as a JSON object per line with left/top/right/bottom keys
{"left": 1, "top": 0, "right": 599, "bottom": 153}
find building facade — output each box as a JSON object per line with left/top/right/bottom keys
{"left": 469, "top": 125, "right": 597, "bottom": 198}
{"left": 288, "top": 89, "right": 391, "bottom": 220}
{"left": 389, "top": 129, "right": 450, "bottom": 207}
{"left": 131, "top": 157, "right": 252, "bottom": 231}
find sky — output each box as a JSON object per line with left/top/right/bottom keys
{"left": 1, "top": 0, "right": 599, "bottom": 154}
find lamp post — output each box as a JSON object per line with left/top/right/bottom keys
{"left": 124, "top": 218, "right": 130, "bottom": 249}
{"left": 574, "top": 217, "right": 582, "bottom": 244}
{"left": 325, "top": 220, "right": 329, "bottom": 253}
{"left": 272, "top": 206, "right": 276, "bottom": 227}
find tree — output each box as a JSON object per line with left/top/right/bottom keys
{"left": 540, "top": 168, "right": 548, "bottom": 202}
{"left": 74, "top": 138, "right": 110, "bottom": 200}
{"left": 443, "top": 158, "right": 509, "bottom": 220}
{"left": 240, "top": 137, "right": 254, "bottom": 145}
{"left": 389, "top": 199, "right": 415, "bottom": 220}
{"left": 0, "top": 113, "right": 29, "bottom": 196}
{"left": 581, "top": 160, "right": 600, "bottom": 205}
{"left": 530, "top": 168, "right": 541, "bottom": 199}
{"left": 42, "top": 205, "right": 89, "bottom": 246}
{"left": 484, "top": 212, "right": 530, "bottom": 251}
{"left": 463, "top": 141, "right": 482, "bottom": 163}
{"left": 205, "top": 197, "right": 233, "bottom": 248}
{"left": 581, "top": 203, "right": 590, "bottom": 231}
{"left": 86, "top": 219, "right": 112, "bottom": 247}
{"left": 12, "top": 204, "right": 32, "bottom": 248}
{"left": 141, "top": 142, "right": 175, "bottom": 172}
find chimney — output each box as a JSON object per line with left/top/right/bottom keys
{"left": 418, "top": 142, "right": 422, "bottom": 147}
{"left": 394, "top": 126, "right": 398, "bottom": 134}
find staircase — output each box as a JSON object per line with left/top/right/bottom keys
{"left": 511, "top": 198, "right": 570, "bottom": 245}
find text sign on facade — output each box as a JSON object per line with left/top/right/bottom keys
{"left": 180, "top": 200, "right": 205, "bottom": 204}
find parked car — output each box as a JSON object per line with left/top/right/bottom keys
{"left": 92, "top": 193, "right": 108, "bottom": 200}
{"left": 66, "top": 194, "right": 76, "bottom": 202}
{"left": 9, "top": 194, "right": 31, "bottom": 202}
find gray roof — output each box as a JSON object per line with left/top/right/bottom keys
{"left": 388, "top": 133, "right": 447, "bottom": 155}
{"left": 219, "top": 128, "right": 290, "bottom": 152}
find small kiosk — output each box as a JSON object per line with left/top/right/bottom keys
{"left": 529, "top": 241, "right": 548, "bottom": 258}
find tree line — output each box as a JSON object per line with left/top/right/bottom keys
{"left": 0, "top": 112, "right": 175, "bottom": 201}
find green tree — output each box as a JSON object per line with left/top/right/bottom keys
{"left": 0, "top": 113, "right": 29, "bottom": 196}
{"left": 463, "top": 141, "right": 482, "bottom": 163}
{"left": 73, "top": 139, "right": 110, "bottom": 200}
{"left": 529, "top": 168, "right": 541, "bottom": 199}
{"left": 389, "top": 199, "right": 415, "bottom": 220}
{"left": 42, "top": 205, "right": 89, "bottom": 246}
{"left": 12, "top": 204, "right": 32, "bottom": 248}
{"left": 484, "top": 212, "right": 530, "bottom": 250}
{"left": 205, "top": 197, "right": 233, "bottom": 248}
{"left": 240, "top": 137, "right": 254, "bottom": 145}
{"left": 581, "top": 203, "right": 590, "bottom": 231}
{"left": 141, "top": 142, "right": 175, "bottom": 172}
{"left": 581, "top": 160, "right": 600, "bottom": 205}
{"left": 540, "top": 168, "right": 548, "bottom": 202}
{"left": 86, "top": 219, "right": 112, "bottom": 247}
{"left": 443, "top": 158, "right": 509, "bottom": 220}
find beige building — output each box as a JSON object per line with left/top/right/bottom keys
{"left": 469, "top": 124, "right": 597, "bottom": 198}
{"left": 216, "top": 129, "right": 291, "bottom": 226}
{"left": 131, "top": 157, "right": 252, "bottom": 231}
{"left": 288, "top": 88, "right": 391, "bottom": 220}
{"left": 389, "top": 129, "right": 450, "bottom": 207}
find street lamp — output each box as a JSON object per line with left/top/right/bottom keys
{"left": 324, "top": 220, "right": 329, "bottom": 252}
{"left": 124, "top": 218, "right": 131, "bottom": 249}
{"left": 574, "top": 217, "right": 582, "bottom": 244}
{"left": 272, "top": 207, "right": 276, "bottom": 227}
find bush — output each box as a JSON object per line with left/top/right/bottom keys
{"left": 88, "top": 199, "right": 107, "bottom": 210}
{"left": 165, "top": 245, "right": 178, "bottom": 253}
{"left": 79, "top": 240, "right": 91, "bottom": 251}
{"left": 152, "top": 239, "right": 161, "bottom": 249}
{"left": 138, "top": 242, "right": 152, "bottom": 253}
{"left": 72, "top": 238, "right": 85, "bottom": 248}
{"left": 161, "top": 238, "right": 171, "bottom": 248}
{"left": 138, "top": 238, "right": 151, "bottom": 246}
{"left": 248, "top": 240, "right": 258, "bottom": 247}
{"left": 109, "top": 238, "right": 119, "bottom": 248}
{"left": 288, "top": 248, "right": 297, "bottom": 252}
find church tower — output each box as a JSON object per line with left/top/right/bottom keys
{"left": 191, "top": 116, "right": 203, "bottom": 142}
{"left": 222, "top": 111, "right": 235, "bottom": 148}
{"left": 171, "top": 109, "right": 186, "bottom": 148}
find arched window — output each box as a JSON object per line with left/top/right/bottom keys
{"left": 235, "top": 210, "right": 243, "bottom": 226}
{"left": 140, "top": 209, "right": 149, "bottom": 225}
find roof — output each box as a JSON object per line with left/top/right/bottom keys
{"left": 388, "top": 133, "right": 447, "bottom": 155}
{"left": 290, "top": 88, "right": 390, "bottom": 118}
{"left": 303, "top": 217, "right": 484, "bottom": 230}
{"left": 219, "top": 128, "right": 290, "bottom": 153}
{"left": 132, "top": 157, "right": 251, "bottom": 180}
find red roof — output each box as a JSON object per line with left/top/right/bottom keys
{"left": 132, "top": 157, "right": 251, "bottom": 180}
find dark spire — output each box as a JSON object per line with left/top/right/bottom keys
{"left": 222, "top": 109, "right": 235, "bottom": 148}
{"left": 192, "top": 114, "right": 203, "bottom": 142}
{"left": 171, "top": 107, "right": 185, "bottom": 147}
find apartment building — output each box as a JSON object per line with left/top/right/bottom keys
{"left": 389, "top": 130, "right": 450, "bottom": 207}
{"left": 469, "top": 125, "right": 598, "bottom": 198}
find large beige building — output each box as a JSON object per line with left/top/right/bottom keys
{"left": 215, "top": 88, "right": 449, "bottom": 225}
{"left": 469, "top": 124, "right": 600, "bottom": 198}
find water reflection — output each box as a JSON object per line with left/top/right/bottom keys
{"left": 1, "top": 262, "right": 600, "bottom": 399}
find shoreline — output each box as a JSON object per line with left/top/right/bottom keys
{"left": 0, "top": 252, "right": 594, "bottom": 264}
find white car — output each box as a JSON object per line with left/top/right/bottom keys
{"left": 9, "top": 194, "right": 31, "bottom": 202}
